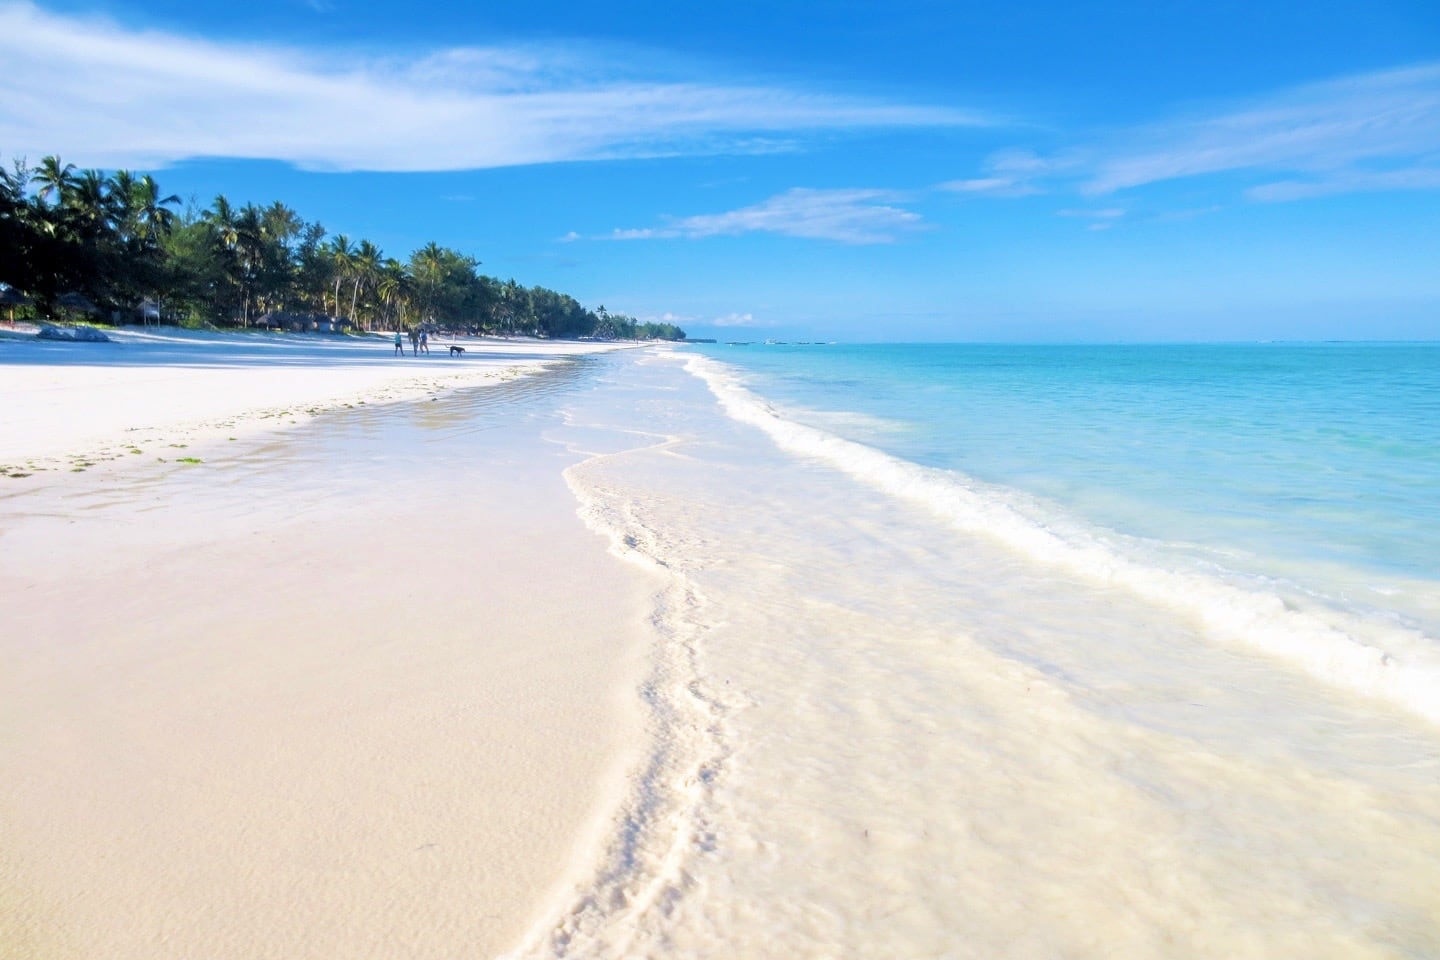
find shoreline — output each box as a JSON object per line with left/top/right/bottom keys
{"left": 0, "top": 325, "right": 635, "bottom": 481}
{"left": 0, "top": 336, "right": 659, "bottom": 959}
{"left": 493, "top": 346, "right": 1440, "bottom": 957}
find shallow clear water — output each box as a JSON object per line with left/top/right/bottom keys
{"left": 514, "top": 346, "right": 1440, "bottom": 959}
{"left": 693, "top": 342, "right": 1440, "bottom": 616}
{"left": 681, "top": 342, "right": 1440, "bottom": 716}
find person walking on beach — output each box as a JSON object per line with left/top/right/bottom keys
{"left": 394, "top": 329, "right": 404, "bottom": 355}
{"left": 409, "top": 328, "right": 419, "bottom": 356}
{"left": 419, "top": 330, "right": 429, "bottom": 355}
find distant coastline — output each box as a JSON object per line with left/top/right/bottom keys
{"left": 1, "top": 153, "right": 684, "bottom": 341}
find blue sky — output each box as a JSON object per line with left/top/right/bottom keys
{"left": 2, "top": 0, "right": 1437, "bottom": 341}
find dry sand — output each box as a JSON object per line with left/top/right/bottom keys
{"left": 0, "top": 325, "right": 628, "bottom": 474}
{"left": 0, "top": 328, "right": 657, "bottom": 958}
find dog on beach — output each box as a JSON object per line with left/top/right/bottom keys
{"left": 449, "top": 345, "right": 465, "bottom": 356}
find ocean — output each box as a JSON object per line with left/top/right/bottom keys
{"left": 517, "top": 342, "right": 1440, "bottom": 958}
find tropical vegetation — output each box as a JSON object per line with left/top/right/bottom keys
{"left": 0, "top": 154, "right": 685, "bottom": 340}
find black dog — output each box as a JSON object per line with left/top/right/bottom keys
{"left": 449, "top": 345, "right": 466, "bottom": 357}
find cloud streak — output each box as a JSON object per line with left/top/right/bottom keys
{"left": 938, "top": 149, "right": 1071, "bottom": 197}
{"left": 606, "top": 188, "right": 926, "bottom": 244}
{"left": 1244, "top": 165, "right": 1440, "bottom": 202}
{"left": 947, "top": 64, "right": 1440, "bottom": 203}
{"left": 0, "top": 1, "right": 984, "bottom": 172}
{"left": 1085, "top": 63, "right": 1440, "bottom": 196}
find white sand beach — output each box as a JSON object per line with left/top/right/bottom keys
{"left": 8, "top": 330, "right": 1438, "bottom": 960}
{"left": 0, "top": 326, "right": 626, "bottom": 473}
{"left": 0, "top": 328, "right": 657, "bottom": 959}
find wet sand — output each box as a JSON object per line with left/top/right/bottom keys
{"left": 0, "top": 333, "right": 656, "bottom": 958}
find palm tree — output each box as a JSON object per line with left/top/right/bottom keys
{"left": 132, "top": 175, "right": 179, "bottom": 246}
{"left": 207, "top": 195, "right": 239, "bottom": 249}
{"left": 102, "top": 170, "right": 148, "bottom": 313}
{"left": 203, "top": 197, "right": 259, "bottom": 324}
{"left": 0, "top": 160, "right": 31, "bottom": 294}
{"left": 108, "top": 170, "right": 139, "bottom": 244}
{"left": 412, "top": 241, "right": 446, "bottom": 323}
{"left": 250, "top": 202, "right": 301, "bottom": 316}
{"left": 497, "top": 279, "right": 531, "bottom": 335}
{"left": 261, "top": 201, "right": 300, "bottom": 245}
{"left": 67, "top": 170, "right": 115, "bottom": 232}
{"left": 349, "top": 239, "right": 383, "bottom": 330}
{"left": 376, "top": 258, "right": 414, "bottom": 330}
{"left": 31, "top": 156, "right": 77, "bottom": 209}
{"left": 327, "top": 234, "right": 355, "bottom": 318}
{"left": 42, "top": 169, "right": 119, "bottom": 310}
{"left": 233, "top": 204, "right": 265, "bottom": 325}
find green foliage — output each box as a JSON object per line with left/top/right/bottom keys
{"left": 592, "top": 305, "right": 685, "bottom": 341}
{"left": 0, "top": 151, "right": 685, "bottom": 341}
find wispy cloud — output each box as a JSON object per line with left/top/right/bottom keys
{"left": 1058, "top": 207, "right": 1125, "bottom": 231}
{"left": 1151, "top": 205, "right": 1223, "bottom": 221}
{"left": 945, "top": 63, "right": 1440, "bottom": 204}
{"left": 938, "top": 176, "right": 1037, "bottom": 197}
{"left": 605, "top": 188, "right": 925, "bottom": 244}
{"left": 1058, "top": 207, "right": 1125, "bottom": 219}
{"left": 938, "top": 149, "right": 1072, "bottom": 197}
{"left": 634, "top": 310, "right": 770, "bottom": 328}
{"left": 1245, "top": 165, "right": 1440, "bottom": 202}
{"left": 1084, "top": 64, "right": 1440, "bottom": 197}
{"left": 0, "top": 1, "right": 984, "bottom": 172}
{"left": 712, "top": 312, "right": 764, "bottom": 327}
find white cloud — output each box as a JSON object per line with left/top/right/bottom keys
{"left": 1245, "top": 165, "right": 1440, "bottom": 202}
{"left": 712, "top": 312, "right": 763, "bottom": 327}
{"left": 1152, "top": 205, "right": 1223, "bottom": 221}
{"left": 942, "top": 63, "right": 1440, "bottom": 204}
{"left": 939, "top": 148, "right": 1078, "bottom": 198}
{"left": 606, "top": 188, "right": 925, "bottom": 244}
{"left": 635, "top": 309, "right": 767, "bottom": 328}
{"left": 1084, "top": 63, "right": 1440, "bottom": 197}
{"left": 0, "top": 1, "right": 984, "bottom": 172}
{"left": 1058, "top": 207, "right": 1125, "bottom": 219}
{"left": 937, "top": 176, "right": 1038, "bottom": 197}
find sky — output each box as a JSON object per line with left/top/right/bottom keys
{"left": 2, "top": 0, "right": 1438, "bottom": 341}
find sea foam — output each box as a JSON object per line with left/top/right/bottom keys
{"left": 682, "top": 352, "right": 1440, "bottom": 726}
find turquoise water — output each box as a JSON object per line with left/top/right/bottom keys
{"left": 694, "top": 342, "right": 1440, "bottom": 629}
{"left": 532, "top": 347, "right": 1440, "bottom": 958}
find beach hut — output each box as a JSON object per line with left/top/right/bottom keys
{"left": 54, "top": 292, "right": 100, "bottom": 320}
{"left": 0, "top": 287, "right": 30, "bottom": 326}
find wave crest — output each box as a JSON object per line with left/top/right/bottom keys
{"left": 682, "top": 352, "right": 1440, "bottom": 726}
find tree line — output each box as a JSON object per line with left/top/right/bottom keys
{"left": 0, "top": 155, "right": 685, "bottom": 341}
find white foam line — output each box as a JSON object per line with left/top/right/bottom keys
{"left": 503, "top": 442, "right": 732, "bottom": 958}
{"left": 682, "top": 352, "right": 1440, "bottom": 727}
